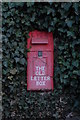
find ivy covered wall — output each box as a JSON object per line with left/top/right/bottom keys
{"left": 2, "top": 2, "right": 80, "bottom": 119}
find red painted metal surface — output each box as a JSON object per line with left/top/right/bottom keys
{"left": 27, "top": 30, "right": 54, "bottom": 91}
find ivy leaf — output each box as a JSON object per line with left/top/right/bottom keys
{"left": 47, "top": 8, "right": 52, "bottom": 15}
{"left": 3, "top": 61, "right": 8, "bottom": 67}
{"left": 20, "top": 58, "right": 26, "bottom": 65}
{"left": 67, "top": 31, "right": 75, "bottom": 37}
{"left": 73, "top": 100, "right": 79, "bottom": 109}
{"left": 65, "top": 20, "right": 74, "bottom": 28}
{"left": 72, "top": 52, "right": 76, "bottom": 59}
{"left": 8, "top": 76, "right": 13, "bottom": 80}
{"left": 10, "top": 68, "right": 17, "bottom": 75}
{"left": 62, "top": 3, "right": 72, "bottom": 11}
{"left": 30, "top": 14, "right": 36, "bottom": 22}
{"left": 73, "top": 3, "right": 79, "bottom": 15}
{"left": 58, "top": 28, "right": 64, "bottom": 33}
{"left": 59, "top": 46, "right": 64, "bottom": 50}
{"left": 14, "top": 57, "right": 20, "bottom": 63}
{"left": 8, "top": 3, "right": 15, "bottom": 9}
{"left": 64, "top": 75, "right": 68, "bottom": 79}
{"left": 27, "top": 2, "right": 34, "bottom": 7}
{"left": 72, "top": 60, "right": 79, "bottom": 67}
{"left": 3, "top": 69, "right": 8, "bottom": 75}
{"left": 73, "top": 70, "right": 80, "bottom": 76}
{"left": 48, "top": 27, "right": 53, "bottom": 32}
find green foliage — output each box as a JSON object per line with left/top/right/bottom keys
{"left": 2, "top": 2, "right": 80, "bottom": 119}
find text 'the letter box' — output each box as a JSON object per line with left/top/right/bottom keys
{"left": 27, "top": 30, "right": 54, "bottom": 91}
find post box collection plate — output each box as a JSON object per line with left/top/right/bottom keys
{"left": 27, "top": 30, "right": 54, "bottom": 91}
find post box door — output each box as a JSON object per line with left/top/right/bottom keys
{"left": 27, "top": 51, "right": 53, "bottom": 90}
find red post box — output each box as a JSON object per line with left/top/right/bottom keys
{"left": 27, "top": 30, "right": 54, "bottom": 91}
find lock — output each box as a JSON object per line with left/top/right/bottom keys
{"left": 27, "top": 30, "right": 54, "bottom": 91}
